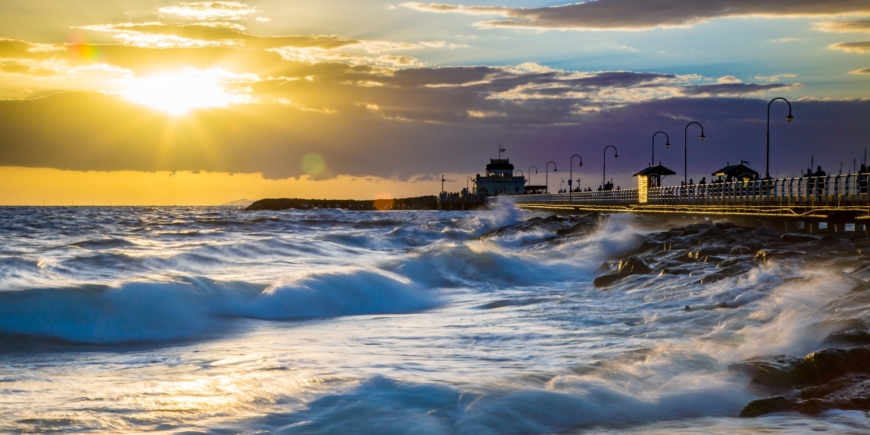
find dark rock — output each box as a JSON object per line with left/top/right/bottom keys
{"left": 717, "top": 258, "right": 745, "bottom": 268}
{"left": 696, "top": 263, "right": 752, "bottom": 284}
{"left": 593, "top": 256, "right": 650, "bottom": 288}
{"left": 781, "top": 233, "right": 817, "bottom": 243}
{"left": 684, "top": 306, "right": 692, "bottom": 311}
{"left": 730, "top": 355, "right": 802, "bottom": 391}
{"left": 795, "top": 346, "right": 870, "bottom": 385}
{"left": 796, "top": 398, "right": 836, "bottom": 414}
{"left": 754, "top": 249, "right": 804, "bottom": 263}
{"left": 618, "top": 256, "right": 651, "bottom": 275}
{"left": 799, "top": 375, "right": 860, "bottom": 400}
{"left": 701, "top": 255, "right": 725, "bottom": 263}
{"left": 751, "top": 226, "right": 783, "bottom": 239}
{"left": 823, "top": 329, "right": 870, "bottom": 347}
{"left": 715, "top": 222, "right": 740, "bottom": 230}
{"left": 660, "top": 267, "right": 692, "bottom": 276}
{"left": 592, "top": 273, "right": 623, "bottom": 288}
{"left": 730, "top": 246, "right": 753, "bottom": 255}
{"left": 739, "top": 396, "right": 797, "bottom": 417}
{"left": 823, "top": 378, "right": 870, "bottom": 410}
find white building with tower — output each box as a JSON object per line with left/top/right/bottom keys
{"left": 473, "top": 159, "right": 526, "bottom": 196}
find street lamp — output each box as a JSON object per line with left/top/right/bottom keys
{"left": 684, "top": 122, "right": 705, "bottom": 185}
{"left": 652, "top": 131, "right": 670, "bottom": 166}
{"left": 603, "top": 145, "right": 618, "bottom": 189}
{"left": 441, "top": 174, "right": 445, "bottom": 194}
{"left": 570, "top": 154, "right": 583, "bottom": 202}
{"left": 561, "top": 179, "right": 565, "bottom": 192}
{"left": 528, "top": 166, "right": 538, "bottom": 186}
{"left": 766, "top": 97, "right": 794, "bottom": 179}
{"left": 546, "top": 161, "right": 557, "bottom": 194}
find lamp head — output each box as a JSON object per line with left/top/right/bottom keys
{"left": 665, "top": 142, "right": 671, "bottom": 148}
{"left": 614, "top": 154, "right": 619, "bottom": 159}
{"left": 786, "top": 114, "right": 794, "bottom": 123}
{"left": 578, "top": 162, "right": 583, "bottom": 167}
{"left": 700, "top": 134, "right": 706, "bottom": 141}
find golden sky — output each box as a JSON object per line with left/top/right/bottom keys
{"left": 1, "top": 0, "right": 869, "bottom": 204}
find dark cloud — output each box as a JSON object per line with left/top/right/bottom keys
{"left": 2, "top": 92, "right": 867, "bottom": 186}
{"left": 678, "top": 83, "right": 798, "bottom": 96}
{"left": 82, "top": 23, "right": 358, "bottom": 50}
{"left": 831, "top": 41, "right": 870, "bottom": 53}
{"left": 403, "top": 0, "right": 870, "bottom": 30}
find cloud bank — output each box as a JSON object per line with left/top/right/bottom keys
{"left": 402, "top": 0, "right": 870, "bottom": 30}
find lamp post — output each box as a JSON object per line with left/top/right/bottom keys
{"left": 766, "top": 97, "right": 794, "bottom": 179}
{"left": 652, "top": 131, "right": 670, "bottom": 166}
{"left": 528, "top": 166, "right": 538, "bottom": 186}
{"left": 545, "top": 161, "right": 557, "bottom": 194}
{"left": 683, "top": 122, "right": 706, "bottom": 185}
{"left": 441, "top": 174, "right": 445, "bottom": 194}
{"left": 570, "top": 154, "right": 583, "bottom": 202}
{"left": 467, "top": 176, "right": 474, "bottom": 193}
{"left": 603, "top": 145, "right": 618, "bottom": 189}
{"left": 561, "top": 179, "right": 565, "bottom": 192}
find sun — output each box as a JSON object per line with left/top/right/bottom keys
{"left": 121, "top": 71, "right": 244, "bottom": 115}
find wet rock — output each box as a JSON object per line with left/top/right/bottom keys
{"left": 618, "top": 256, "right": 651, "bottom": 274}
{"left": 696, "top": 263, "right": 752, "bottom": 284}
{"left": 796, "top": 398, "right": 836, "bottom": 414}
{"left": 730, "top": 355, "right": 802, "bottom": 391}
{"left": 715, "top": 222, "right": 740, "bottom": 230}
{"left": 739, "top": 396, "right": 797, "bottom": 417}
{"left": 754, "top": 249, "right": 804, "bottom": 263}
{"left": 592, "top": 274, "right": 623, "bottom": 288}
{"left": 823, "top": 329, "right": 870, "bottom": 347}
{"left": 717, "top": 258, "right": 745, "bottom": 268}
{"left": 751, "top": 227, "right": 782, "bottom": 239}
{"left": 794, "top": 345, "right": 870, "bottom": 385}
{"left": 660, "top": 267, "right": 692, "bottom": 276}
{"left": 593, "top": 256, "right": 651, "bottom": 288}
{"left": 821, "top": 378, "right": 870, "bottom": 410}
{"left": 800, "top": 236, "right": 859, "bottom": 256}
{"left": 730, "top": 246, "right": 753, "bottom": 255}
{"left": 781, "top": 233, "right": 817, "bottom": 243}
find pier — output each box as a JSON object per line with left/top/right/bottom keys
{"left": 506, "top": 175, "right": 870, "bottom": 235}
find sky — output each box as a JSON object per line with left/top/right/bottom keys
{"left": 1, "top": 0, "right": 869, "bottom": 205}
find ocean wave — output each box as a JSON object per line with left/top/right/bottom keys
{"left": 0, "top": 269, "right": 436, "bottom": 344}
{"left": 239, "top": 375, "right": 749, "bottom": 435}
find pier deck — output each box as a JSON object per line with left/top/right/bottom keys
{"left": 504, "top": 175, "right": 870, "bottom": 234}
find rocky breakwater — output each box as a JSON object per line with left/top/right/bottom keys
{"left": 583, "top": 217, "right": 870, "bottom": 417}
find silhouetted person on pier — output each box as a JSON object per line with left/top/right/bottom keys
{"left": 814, "top": 166, "right": 827, "bottom": 196}
{"left": 598, "top": 185, "right": 603, "bottom": 192}
{"left": 860, "top": 164, "right": 869, "bottom": 194}
{"left": 699, "top": 177, "right": 706, "bottom": 185}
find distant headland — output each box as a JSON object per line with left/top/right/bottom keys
{"left": 245, "top": 196, "right": 438, "bottom": 211}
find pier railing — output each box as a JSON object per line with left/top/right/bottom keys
{"left": 511, "top": 174, "right": 870, "bottom": 207}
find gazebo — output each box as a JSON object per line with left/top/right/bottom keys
{"left": 713, "top": 161, "right": 758, "bottom": 181}
{"left": 633, "top": 164, "right": 677, "bottom": 188}
{"left": 633, "top": 164, "right": 676, "bottom": 203}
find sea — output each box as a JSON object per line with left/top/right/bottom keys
{"left": 1, "top": 204, "right": 869, "bottom": 434}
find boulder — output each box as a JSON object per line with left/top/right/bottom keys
{"left": 730, "top": 246, "right": 753, "bottom": 255}
{"left": 781, "top": 233, "right": 817, "bottom": 243}
{"left": 593, "top": 256, "right": 651, "bottom": 288}
{"left": 739, "top": 396, "right": 797, "bottom": 417}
